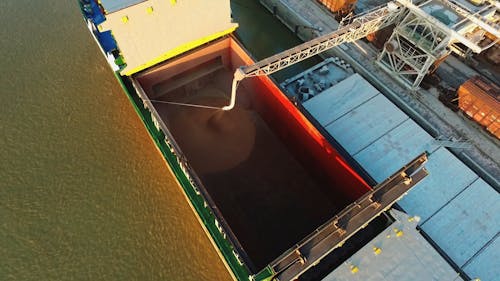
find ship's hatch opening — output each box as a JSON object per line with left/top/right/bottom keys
{"left": 134, "top": 37, "right": 372, "bottom": 272}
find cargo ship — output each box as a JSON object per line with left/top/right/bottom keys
{"left": 79, "top": 1, "right": 428, "bottom": 280}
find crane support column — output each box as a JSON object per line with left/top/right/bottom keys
{"left": 377, "top": 0, "right": 498, "bottom": 90}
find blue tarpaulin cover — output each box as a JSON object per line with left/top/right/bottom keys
{"left": 88, "top": 0, "right": 106, "bottom": 24}
{"left": 96, "top": 31, "right": 117, "bottom": 52}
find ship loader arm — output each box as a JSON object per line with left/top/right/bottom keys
{"left": 223, "top": 2, "right": 404, "bottom": 110}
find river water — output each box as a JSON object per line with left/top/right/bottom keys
{"left": 0, "top": 1, "right": 316, "bottom": 280}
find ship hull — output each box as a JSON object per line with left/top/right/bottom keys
{"left": 130, "top": 36, "right": 372, "bottom": 275}
{"left": 80, "top": 3, "right": 376, "bottom": 280}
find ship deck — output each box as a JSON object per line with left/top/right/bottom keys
{"left": 132, "top": 37, "right": 373, "bottom": 273}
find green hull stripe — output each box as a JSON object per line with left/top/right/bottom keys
{"left": 113, "top": 72, "right": 263, "bottom": 280}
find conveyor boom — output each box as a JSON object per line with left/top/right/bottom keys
{"left": 223, "top": 3, "right": 404, "bottom": 110}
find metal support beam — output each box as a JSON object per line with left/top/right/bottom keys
{"left": 222, "top": 3, "right": 404, "bottom": 110}
{"left": 254, "top": 153, "right": 429, "bottom": 281}
{"left": 395, "top": 0, "right": 483, "bottom": 53}
{"left": 377, "top": 10, "right": 451, "bottom": 89}
{"left": 222, "top": 0, "right": 498, "bottom": 110}
{"left": 439, "top": 0, "right": 500, "bottom": 38}
{"left": 242, "top": 4, "right": 403, "bottom": 77}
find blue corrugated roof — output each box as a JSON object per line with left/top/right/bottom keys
{"left": 302, "top": 74, "right": 379, "bottom": 127}
{"left": 354, "top": 119, "right": 435, "bottom": 182}
{"left": 100, "top": 0, "right": 146, "bottom": 13}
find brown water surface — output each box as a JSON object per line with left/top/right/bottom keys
{"left": 1, "top": 0, "right": 320, "bottom": 280}
{"left": 0, "top": 1, "right": 231, "bottom": 280}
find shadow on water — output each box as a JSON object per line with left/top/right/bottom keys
{"left": 231, "top": 0, "right": 322, "bottom": 82}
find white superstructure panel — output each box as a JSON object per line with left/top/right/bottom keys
{"left": 100, "top": 0, "right": 237, "bottom": 74}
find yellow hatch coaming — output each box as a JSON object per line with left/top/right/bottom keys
{"left": 122, "top": 26, "right": 237, "bottom": 76}
{"left": 99, "top": 0, "right": 238, "bottom": 76}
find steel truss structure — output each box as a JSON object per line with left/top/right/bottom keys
{"left": 223, "top": 0, "right": 499, "bottom": 110}
{"left": 224, "top": 3, "right": 405, "bottom": 110}
{"left": 378, "top": 0, "right": 499, "bottom": 90}
{"left": 242, "top": 4, "right": 403, "bottom": 78}
{"left": 377, "top": 8, "right": 452, "bottom": 89}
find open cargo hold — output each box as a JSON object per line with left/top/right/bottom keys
{"left": 458, "top": 76, "right": 500, "bottom": 139}
{"left": 132, "top": 36, "right": 372, "bottom": 272}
